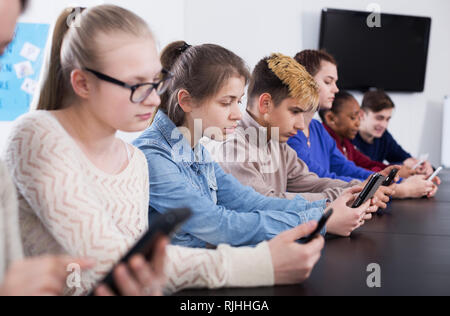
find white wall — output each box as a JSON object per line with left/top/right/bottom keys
{"left": 299, "top": 0, "right": 450, "bottom": 166}
{"left": 1, "top": 0, "right": 449, "bottom": 165}
{"left": 184, "top": 0, "right": 450, "bottom": 166}
{"left": 184, "top": 0, "right": 304, "bottom": 71}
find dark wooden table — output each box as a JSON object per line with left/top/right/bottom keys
{"left": 177, "top": 170, "right": 450, "bottom": 296}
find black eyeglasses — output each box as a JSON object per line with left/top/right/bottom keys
{"left": 84, "top": 68, "right": 173, "bottom": 104}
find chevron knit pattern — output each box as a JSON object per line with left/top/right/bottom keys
{"left": 4, "top": 111, "right": 274, "bottom": 296}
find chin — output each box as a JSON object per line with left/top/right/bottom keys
{"left": 374, "top": 131, "right": 385, "bottom": 138}
{"left": 320, "top": 103, "right": 333, "bottom": 111}
{"left": 120, "top": 122, "right": 151, "bottom": 133}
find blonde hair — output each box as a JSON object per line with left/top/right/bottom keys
{"left": 37, "top": 5, "right": 153, "bottom": 111}
{"left": 267, "top": 53, "right": 320, "bottom": 112}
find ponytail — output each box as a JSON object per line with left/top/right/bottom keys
{"left": 37, "top": 8, "right": 79, "bottom": 110}
{"left": 155, "top": 41, "right": 192, "bottom": 126}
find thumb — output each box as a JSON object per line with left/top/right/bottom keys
{"left": 281, "top": 221, "right": 318, "bottom": 241}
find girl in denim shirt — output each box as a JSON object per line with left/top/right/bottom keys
{"left": 134, "top": 42, "right": 372, "bottom": 249}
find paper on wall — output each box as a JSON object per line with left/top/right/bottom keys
{"left": 13, "top": 61, "right": 34, "bottom": 79}
{"left": 20, "top": 42, "right": 41, "bottom": 62}
{"left": 21, "top": 78, "right": 38, "bottom": 95}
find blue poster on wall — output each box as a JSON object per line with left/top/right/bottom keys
{"left": 0, "top": 23, "right": 50, "bottom": 121}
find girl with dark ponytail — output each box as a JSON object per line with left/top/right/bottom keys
{"left": 134, "top": 42, "right": 328, "bottom": 283}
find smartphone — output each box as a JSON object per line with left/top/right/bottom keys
{"left": 428, "top": 166, "right": 443, "bottom": 182}
{"left": 352, "top": 173, "right": 385, "bottom": 208}
{"left": 299, "top": 209, "right": 333, "bottom": 244}
{"left": 413, "top": 153, "right": 429, "bottom": 170}
{"left": 89, "top": 208, "right": 192, "bottom": 296}
{"left": 382, "top": 168, "right": 399, "bottom": 186}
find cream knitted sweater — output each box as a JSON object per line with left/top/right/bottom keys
{"left": 4, "top": 111, "right": 274, "bottom": 295}
{"left": 0, "top": 160, "right": 24, "bottom": 284}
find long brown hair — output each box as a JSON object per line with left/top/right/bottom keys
{"left": 156, "top": 41, "right": 250, "bottom": 126}
{"left": 37, "top": 5, "right": 153, "bottom": 111}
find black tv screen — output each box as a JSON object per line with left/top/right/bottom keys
{"left": 319, "top": 8, "right": 431, "bottom": 92}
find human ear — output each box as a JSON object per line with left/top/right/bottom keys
{"left": 258, "top": 93, "right": 273, "bottom": 115}
{"left": 71, "top": 69, "right": 90, "bottom": 99}
{"left": 177, "top": 89, "right": 193, "bottom": 113}
{"left": 324, "top": 111, "right": 336, "bottom": 126}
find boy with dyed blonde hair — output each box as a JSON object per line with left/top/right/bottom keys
{"left": 203, "top": 53, "right": 389, "bottom": 234}
{"left": 203, "top": 53, "right": 361, "bottom": 201}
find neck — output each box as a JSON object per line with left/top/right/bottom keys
{"left": 56, "top": 103, "right": 117, "bottom": 155}
{"left": 181, "top": 117, "right": 202, "bottom": 149}
{"left": 359, "top": 129, "right": 375, "bottom": 144}
{"left": 247, "top": 107, "right": 272, "bottom": 141}
{"left": 303, "top": 112, "right": 315, "bottom": 138}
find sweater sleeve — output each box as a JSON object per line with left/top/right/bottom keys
{"left": 0, "top": 161, "right": 24, "bottom": 283}
{"left": 164, "top": 242, "right": 274, "bottom": 294}
{"left": 4, "top": 115, "right": 142, "bottom": 295}
{"left": 285, "top": 146, "right": 355, "bottom": 201}
{"left": 325, "top": 129, "right": 373, "bottom": 182}
{"left": 288, "top": 130, "right": 362, "bottom": 183}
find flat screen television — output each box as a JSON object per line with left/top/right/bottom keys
{"left": 319, "top": 8, "right": 432, "bottom": 92}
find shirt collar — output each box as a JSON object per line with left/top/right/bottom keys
{"left": 152, "top": 110, "right": 213, "bottom": 167}
{"left": 239, "top": 110, "right": 270, "bottom": 142}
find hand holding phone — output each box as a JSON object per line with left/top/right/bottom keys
{"left": 382, "top": 168, "right": 399, "bottom": 186}
{"left": 299, "top": 209, "right": 333, "bottom": 244}
{"left": 413, "top": 154, "right": 429, "bottom": 170}
{"left": 352, "top": 174, "right": 385, "bottom": 208}
{"left": 428, "top": 166, "right": 443, "bottom": 182}
{"left": 89, "top": 208, "right": 192, "bottom": 296}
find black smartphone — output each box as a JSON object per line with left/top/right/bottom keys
{"left": 89, "top": 208, "right": 192, "bottom": 296}
{"left": 382, "top": 168, "right": 399, "bottom": 187}
{"left": 299, "top": 209, "right": 334, "bottom": 244}
{"left": 352, "top": 173, "right": 385, "bottom": 208}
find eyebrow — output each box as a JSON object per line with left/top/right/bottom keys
{"left": 289, "top": 106, "right": 305, "bottom": 112}
{"left": 131, "top": 68, "right": 164, "bottom": 82}
{"left": 221, "top": 93, "right": 245, "bottom": 100}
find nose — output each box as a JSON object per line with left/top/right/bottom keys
{"left": 333, "top": 83, "right": 340, "bottom": 94}
{"left": 294, "top": 113, "right": 305, "bottom": 131}
{"left": 355, "top": 117, "right": 361, "bottom": 128}
{"left": 142, "top": 89, "right": 161, "bottom": 108}
{"left": 230, "top": 102, "right": 242, "bottom": 121}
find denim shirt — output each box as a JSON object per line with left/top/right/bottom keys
{"left": 133, "top": 110, "right": 327, "bottom": 248}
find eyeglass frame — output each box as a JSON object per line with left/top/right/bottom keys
{"left": 84, "top": 68, "right": 173, "bottom": 104}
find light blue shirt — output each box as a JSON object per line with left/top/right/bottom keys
{"left": 133, "top": 110, "right": 327, "bottom": 248}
